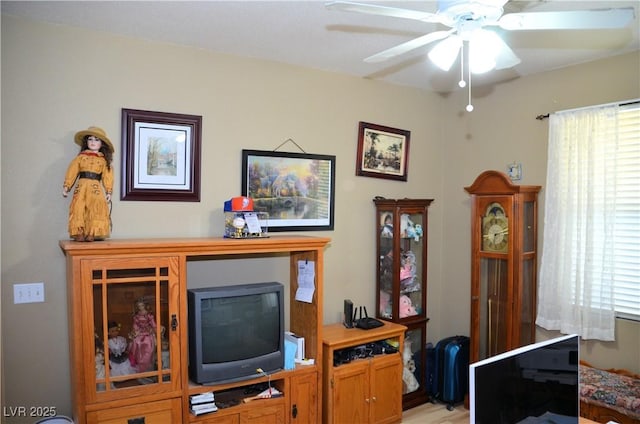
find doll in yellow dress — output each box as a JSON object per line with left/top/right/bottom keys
{"left": 62, "top": 126, "right": 114, "bottom": 241}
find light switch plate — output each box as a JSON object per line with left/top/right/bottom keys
{"left": 13, "top": 282, "right": 45, "bottom": 304}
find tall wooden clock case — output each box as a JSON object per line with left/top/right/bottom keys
{"left": 465, "top": 171, "right": 541, "bottom": 363}
{"left": 373, "top": 197, "right": 433, "bottom": 409}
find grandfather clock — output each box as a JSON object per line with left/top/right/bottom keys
{"left": 465, "top": 170, "right": 541, "bottom": 363}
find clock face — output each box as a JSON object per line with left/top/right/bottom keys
{"left": 482, "top": 202, "right": 508, "bottom": 252}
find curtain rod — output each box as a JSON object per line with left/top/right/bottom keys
{"left": 536, "top": 99, "right": 640, "bottom": 120}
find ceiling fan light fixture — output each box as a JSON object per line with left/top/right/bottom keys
{"left": 428, "top": 35, "right": 462, "bottom": 71}
{"left": 470, "top": 52, "right": 495, "bottom": 74}
{"left": 469, "top": 29, "right": 501, "bottom": 73}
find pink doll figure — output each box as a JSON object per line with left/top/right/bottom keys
{"left": 128, "top": 300, "right": 157, "bottom": 373}
{"left": 399, "top": 295, "right": 417, "bottom": 318}
{"left": 400, "top": 262, "right": 413, "bottom": 281}
{"left": 399, "top": 250, "right": 418, "bottom": 292}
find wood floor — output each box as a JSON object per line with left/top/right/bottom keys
{"left": 402, "top": 401, "right": 470, "bottom": 424}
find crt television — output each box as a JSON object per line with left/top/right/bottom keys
{"left": 187, "top": 281, "right": 285, "bottom": 385}
{"left": 470, "top": 334, "right": 580, "bottom": 424}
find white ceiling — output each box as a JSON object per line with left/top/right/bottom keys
{"left": 2, "top": 0, "right": 639, "bottom": 93}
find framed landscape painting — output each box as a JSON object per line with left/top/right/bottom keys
{"left": 241, "top": 149, "right": 336, "bottom": 231}
{"left": 356, "top": 121, "right": 410, "bottom": 181}
{"left": 121, "top": 108, "right": 202, "bottom": 201}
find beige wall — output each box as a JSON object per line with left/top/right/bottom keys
{"left": 438, "top": 52, "right": 640, "bottom": 372}
{"left": 1, "top": 14, "right": 638, "bottom": 420}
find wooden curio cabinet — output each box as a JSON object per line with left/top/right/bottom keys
{"left": 373, "top": 197, "right": 433, "bottom": 409}
{"left": 465, "top": 171, "right": 541, "bottom": 364}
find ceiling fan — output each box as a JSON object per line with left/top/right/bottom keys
{"left": 326, "top": 0, "right": 635, "bottom": 74}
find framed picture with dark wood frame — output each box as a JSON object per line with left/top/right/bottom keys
{"left": 241, "top": 149, "right": 336, "bottom": 231}
{"left": 121, "top": 108, "right": 202, "bottom": 201}
{"left": 355, "top": 121, "right": 410, "bottom": 181}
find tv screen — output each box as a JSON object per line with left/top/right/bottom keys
{"left": 470, "top": 334, "right": 579, "bottom": 424}
{"left": 188, "top": 282, "right": 285, "bottom": 385}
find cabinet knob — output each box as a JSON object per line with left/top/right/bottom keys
{"left": 365, "top": 398, "right": 370, "bottom": 403}
{"left": 292, "top": 404, "right": 298, "bottom": 419}
{"left": 372, "top": 396, "right": 377, "bottom": 402}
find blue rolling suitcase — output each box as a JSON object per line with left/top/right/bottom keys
{"left": 431, "top": 335, "right": 470, "bottom": 409}
{"left": 425, "top": 342, "right": 437, "bottom": 397}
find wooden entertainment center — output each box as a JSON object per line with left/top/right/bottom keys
{"left": 60, "top": 236, "right": 330, "bottom": 424}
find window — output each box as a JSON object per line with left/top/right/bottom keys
{"left": 609, "top": 104, "right": 640, "bottom": 320}
{"left": 537, "top": 101, "right": 640, "bottom": 341}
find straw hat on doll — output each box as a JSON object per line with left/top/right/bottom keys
{"left": 74, "top": 126, "right": 114, "bottom": 153}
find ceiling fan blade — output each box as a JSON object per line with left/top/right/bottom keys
{"left": 364, "top": 30, "right": 455, "bottom": 63}
{"left": 325, "top": 1, "right": 447, "bottom": 24}
{"left": 498, "top": 8, "right": 635, "bottom": 30}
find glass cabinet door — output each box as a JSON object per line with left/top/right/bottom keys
{"left": 398, "top": 211, "right": 426, "bottom": 320}
{"left": 479, "top": 257, "right": 509, "bottom": 359}
{"left": 520, "top": 198, "right": 537, "bottom": 345}
{"left": 520, "top": 258, "right": 536, "bottom": 346}
{"left": 82, "top": 257, "right": 179, "bottom": 401}
{"left": 378, "top": 208, "right": 395, "bottom": 318}
{"left": 377, "top": 208, "right": 426, "bottom": 321}
{"left": 523, "top": 200, "right": 536, "bottom": 253}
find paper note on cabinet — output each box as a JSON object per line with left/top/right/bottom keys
{"left": 295, "top": 261, "right": 315, "bottom": 303}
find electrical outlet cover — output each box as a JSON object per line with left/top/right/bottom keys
{"left": 507, "top": 163, "right": 522, "bottom": 181}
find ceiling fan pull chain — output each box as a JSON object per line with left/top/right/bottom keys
{"left": 466, "top": 45, "right": 474, "bottom": 113}
{"left": 459, "top": 41, "right": 466, "bottom": 89}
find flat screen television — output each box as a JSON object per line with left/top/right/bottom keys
{"left": 187, "top": 281, "right": 285, "bottom": 385}
{"left": 470, "top": 334, "right": 580, "bottom": 424}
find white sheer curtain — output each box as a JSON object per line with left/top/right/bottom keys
{"left": 536, "top": 104, "right": 620, "bottom": 341}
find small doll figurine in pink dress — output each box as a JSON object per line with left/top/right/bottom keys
{"left": 128, "top": 300, "right": 157, "bottom": 373}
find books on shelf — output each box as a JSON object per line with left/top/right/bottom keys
{"left": 190, "top": 392, "right": 217, "bottom": 416}
{"left": 190, "top": 403, "right": 218, "bottom": 416}
{"left": 190, "top": 391, "right": 214, "bottom": 404}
